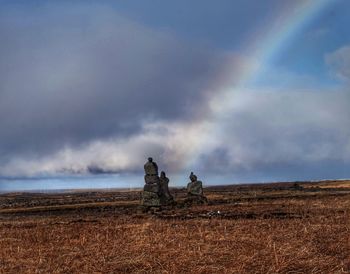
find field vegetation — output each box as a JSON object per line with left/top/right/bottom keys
{"left": 1, "top": 180, "right": 350, "bottom": 273}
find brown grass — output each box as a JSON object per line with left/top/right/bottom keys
{"left": 0, "top": 181, "right": 350, "bottom": 273}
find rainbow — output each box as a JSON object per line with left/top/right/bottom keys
{"left": 186, "top": 0, "right": 335, "bottom": 170}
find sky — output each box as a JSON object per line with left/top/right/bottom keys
{"left": 1, "top": 0, "right": 350, "bottom": 190}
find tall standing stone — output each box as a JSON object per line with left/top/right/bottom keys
{"left": 141, "top": 158, "right": 175, "bottom": 207}
{"left": 159, "top": 171, "right": 174, "bottom": 204}
{"left": 142, "top": 157, "right": 161, "bottom": 207}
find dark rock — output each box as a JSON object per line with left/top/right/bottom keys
{"left": 142, "top": 191, "right": 161, "bottom": 207}
{"left": 141, "top": 158, "right": 176, "bottom": 207}
{"left": 143, "top": 183, "right": 159, "bottom": 193}
{"left": 159, "top": 171, "right": 175, "bottom": 205}
{"left": 144, "top": 174, "right": 160, "bottom": 185}
{"left": 144, "top": 157, "right": 158, "bottom": 176}
{"left": 186, "top": 172, "right": 207, "bottom": 204}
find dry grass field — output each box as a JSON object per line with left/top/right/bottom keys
{"left": 0, "top": 180, "right": 350, "bottom": 273}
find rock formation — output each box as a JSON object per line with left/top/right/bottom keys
{"left": 141, "top": 157, "right": 174, "bottom": 207}
{"left": 142, "top": 157, "right": 161, "bottom": 206}
{"left": 159, "top": 171, "right": 174, "bottom": 204}
{"left": 186, "top": 172, "right": 207, "bottom": 204}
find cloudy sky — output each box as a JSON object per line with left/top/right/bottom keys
{"left": 1, "top": 0, "right": 350, "bottom": 189}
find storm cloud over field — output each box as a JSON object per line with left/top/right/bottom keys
{"left": 1, "top": 1, "right": 350, "bottom": 183}
{"left": 0, "top": 4, "right": 232, "bottom": 176}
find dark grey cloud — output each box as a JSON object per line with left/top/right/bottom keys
{"left": 0, "top": 4, "right": 231, "bottom": 169}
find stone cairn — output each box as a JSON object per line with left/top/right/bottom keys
{"left": 142, "top": 157, "right": 174, "bottom": 207}
{"left": 159, "top": 171, "right": 174, "bottom": 205}
{"left": 185, "top": 172, "right": 207, "bottom": 204}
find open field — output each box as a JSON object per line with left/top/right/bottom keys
{"left": 1, "top": 180, "right": 350, "bottom": 273}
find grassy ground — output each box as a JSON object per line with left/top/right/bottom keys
{"left": 0, "top": 180, "right": 350, "bottom": 273}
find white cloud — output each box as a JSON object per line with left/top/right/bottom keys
{"left": 325, "top": 46, "right": 350, "bottom": 81}
{"left": 0, "top": 120, "right": 210, "bottom": 177}
{"left": 197, "top": 87, "right": 350, "bottom": 173}
{"left": 2, "top": 87, "right": 350, "bottom": 178}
